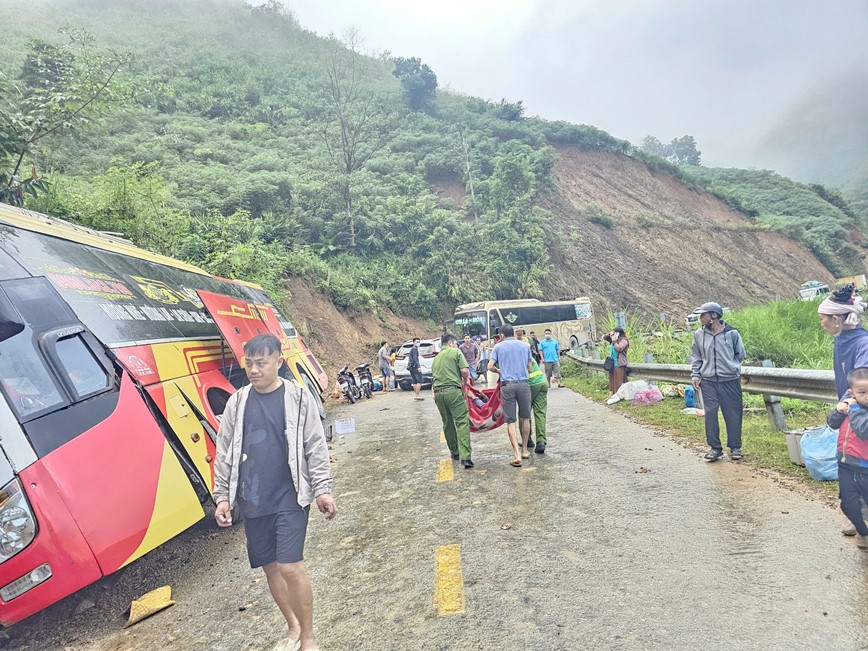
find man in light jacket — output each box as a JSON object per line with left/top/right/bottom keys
{"left": 214, "top": 333, "right": 335, "bottom": 651}
{"left": 690, "top": 302, "right": 746, "bottom": 462}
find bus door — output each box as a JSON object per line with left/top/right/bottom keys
{"left": 196, "top": 290, "right": 281, "bottom": 365}
{"left": 489, "top": 310, "right": 503, "bottom": 338}
{"left": 0, "top": 277, "right": 204, "bottom": 575}
{"left": 197, "top": 291, "right": 326, "bottom": 417}
{"left": 197, "top": 290, "right": 320, "bottom": 388}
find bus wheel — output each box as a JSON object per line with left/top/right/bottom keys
{"left": 569, "top": 336, "right": 579, "bottom": 351}
{"left": 303, "top": 374, "right": 326, "bottom": 420}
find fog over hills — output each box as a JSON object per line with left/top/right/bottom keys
{"left": 282, "top": 0, "right": 868, "bottom": 174}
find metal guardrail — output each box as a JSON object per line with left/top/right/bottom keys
{"left": 565, "top": 352, "right": 837, "bottom": 403}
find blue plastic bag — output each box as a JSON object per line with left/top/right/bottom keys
{"left": 684, "top": 385, "right": 696, "bottom": 408}
{"left": 800, "top": 426, "right": 839, "bottom": 481}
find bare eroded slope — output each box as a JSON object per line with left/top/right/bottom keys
{"left": 541, "top": 147, "right": 835, "bottom": 319}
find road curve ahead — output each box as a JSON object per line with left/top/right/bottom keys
{"left": 4, "top": 386, "right": 867, "bottom": 651}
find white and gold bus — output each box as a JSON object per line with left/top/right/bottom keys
{"left": 452, "top": 298, "right": 595, "bottom": 350}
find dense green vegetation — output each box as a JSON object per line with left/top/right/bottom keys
{"left": 2, "top": 0, "right": 864, "bottom": 321}
{"left": 0, "top": 0, "right": 633, "bottom": 317}
{"left": 682, "top": 166, "right": 866, "bottom": 276}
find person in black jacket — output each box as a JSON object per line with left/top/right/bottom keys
{"left": 408, "top": 337, "right": 424, "bottom": 400}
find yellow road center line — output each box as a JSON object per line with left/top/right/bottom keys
{"left": 440, "top": 430, "right": 446, "bottom": 443}
{"left": 434, "top": 544, "right": 465, "bottom": 615}
{"left": 436, "top": 459, "right": 454, "bottom": 483}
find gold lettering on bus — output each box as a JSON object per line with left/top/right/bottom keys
{"left": 131, "top": 276, "right": 199, "bottom": 306}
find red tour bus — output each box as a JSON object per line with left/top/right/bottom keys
{"left": 0, "top": 203, "right": 327, "bottom": 625}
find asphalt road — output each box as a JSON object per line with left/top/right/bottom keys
{"left": 3, "top": 386, "right": 868, "bottom": 650}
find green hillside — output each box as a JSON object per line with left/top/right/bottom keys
{"left": 0, "top": 0, "right": 634, "bottom": 319}
{"left": 2, "top": 0, "right": 863, "bottom": 321}
{"left": 683, "top": 166, "right": 866, "bottom": 276}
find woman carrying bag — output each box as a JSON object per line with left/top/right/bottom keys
{"left": 603, "top": 327, "right": 629, "bottom": 398}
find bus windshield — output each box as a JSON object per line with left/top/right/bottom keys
{"left": 454, "top": 311, "right": 487, "bottom": 338}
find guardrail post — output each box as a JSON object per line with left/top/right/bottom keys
{"left": 644, "top": 353, "right": 654, "bottom": 364}
{"left": 761, "top": 359, "right": 787, "bottom": 431}
{"left": 593, "top": 350, "right": 601, "bottom": 360}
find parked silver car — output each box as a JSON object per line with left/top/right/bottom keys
{"left": 393, "top": 338, "right": 441, "bottom": 390}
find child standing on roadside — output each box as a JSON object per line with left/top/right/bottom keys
{"left": 827, "top": 366, "right": 868, "bottom": 549}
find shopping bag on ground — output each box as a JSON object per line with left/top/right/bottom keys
{"left": 632, "top": 386, "right": 663, "bottom": 407}
{"left": 616, "top": 380, "right": 649, "bottom": 401}
{"left": 799, "top": 425, "right": 839, "bottom": 481}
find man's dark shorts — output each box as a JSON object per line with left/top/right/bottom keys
{"left": 243, "top": 507, "right": 310, "bottom": 568}
{"left": 501, "top": 381, "right": 532, "bottom": 423}
{"left": 409, "top": 368, "right": 424, "bottom": 385}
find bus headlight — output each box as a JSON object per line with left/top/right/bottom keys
{"left": 0, "top": 479, "right": 36, "bottom": 563}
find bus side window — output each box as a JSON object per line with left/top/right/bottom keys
{"left": 538, "top": 306, "right": 560, "bottom": 323}
{"left": 515, "top": 307, "right": 540, "bottom": 325}
{"left": 0, "top": 343, "right": 65, "bottom": 419}
{"left": 55, "top": 335, "right": 111, "bottom": 399}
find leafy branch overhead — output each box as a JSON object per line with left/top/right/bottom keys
{"left": 0, "top": 28, "right": 132, "bottom": 205}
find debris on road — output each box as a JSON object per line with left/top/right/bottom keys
{"left": 635, "top": 467, "right": 652, "bottom": 474}
{"left": 500, "top": 523, "right": 512, "bottom": 530}
{"left": 126, "top": 586, "right": 175, "bottom": 627}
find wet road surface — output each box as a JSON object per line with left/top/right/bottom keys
{"left": 4, "top": 386, "right": 867, "bottom": 650}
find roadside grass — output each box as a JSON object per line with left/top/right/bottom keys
{"left": 599, "top": 299, "right": 833, "bottom": 369}
{"left": 560, "top": 360, "right": 838, "bottom": 500}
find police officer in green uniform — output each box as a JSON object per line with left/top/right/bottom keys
{"left": 432, "top": 333, "right": 474, "bottom": 468}
{"left": 528, "top": 359, "right": 548, "bottom": 454}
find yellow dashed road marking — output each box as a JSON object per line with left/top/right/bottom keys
{"left": 436, "top": 459, "right": 454, "bottom": 482}
{"left": 434, "top": 544, "right": 465, "bottom": 615}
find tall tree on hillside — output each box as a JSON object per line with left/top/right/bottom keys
{"left": 478, "top": 143, "right": 550, "bottom": 297}
{"left": 312, "top": 27, "right": 397, "bottom": 249}
{"left": 0, "top": 29, "right": 130, "bottom": 206}
{"left": 391, "top": 57, "right": 438, "bottom": 112}
{"left": 640, "top": 135, "right": 668, "bottom": 158}
{"left": 641, "top": 134, "right": 702, "bottom": 166}
{"left": 667, "top": 135, "right": 701, "bottom": 166}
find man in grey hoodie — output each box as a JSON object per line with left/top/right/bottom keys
{"left": 690, "top": 302, "right": 746, "bottom": 462}
{"left": 214, "top": 333, "right": 335, "bottom": 651}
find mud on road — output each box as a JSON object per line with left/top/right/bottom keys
{"left": 3, "top": 386, "right": 868, "bottom": 650}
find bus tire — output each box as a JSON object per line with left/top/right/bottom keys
{"left": 570, "top": 336, "right": 579, "bottom": 351}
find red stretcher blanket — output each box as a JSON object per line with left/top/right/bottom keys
{"left": 465, "top": 382, "right": 504, "bottom": 433}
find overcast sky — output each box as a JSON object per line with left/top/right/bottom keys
{"left": 283, "top": 0, "right": 868, "bottom": 169}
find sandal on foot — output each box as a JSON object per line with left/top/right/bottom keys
{"left": 704, "top": 449, "right": 724, "bottom": 461}
{"left": 510, "top": 459, "right": 522, "bottom": 467}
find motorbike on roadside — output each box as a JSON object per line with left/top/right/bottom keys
{"left": 355, "top": 363, "right": 374, "bottom": 399}
{"left": 337, "top": 365, "right": 362, "bottom": 404}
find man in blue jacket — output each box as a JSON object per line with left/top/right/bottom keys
{"left": 690, "top": 302, "right": 746, "bottom": 462}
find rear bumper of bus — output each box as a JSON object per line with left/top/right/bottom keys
{"left": 0, "top": 462, "right": 101, "bottom": 626}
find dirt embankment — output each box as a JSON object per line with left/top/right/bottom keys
{"left": 290, "top": 146, "right": 837, "bottom": 362}
{"left": 539, "top": 146, "right": 835, "bottom": 318}
{"left": 280, "top": 277, "right": 435, "bottom": 377}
